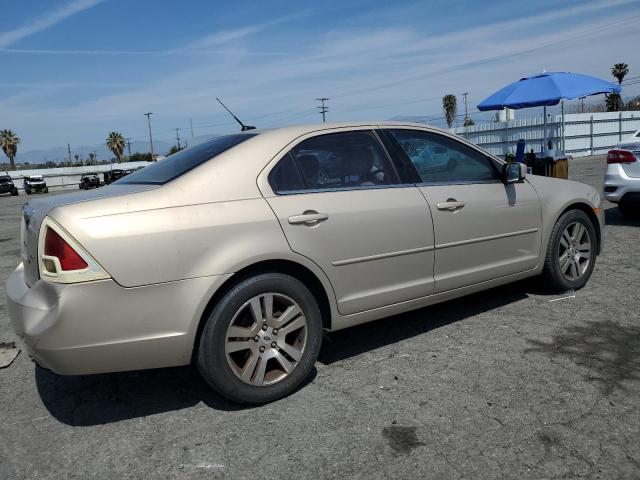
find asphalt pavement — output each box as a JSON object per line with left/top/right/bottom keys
{"left": 1, "top": 155, "right": 639, "bottom": 479}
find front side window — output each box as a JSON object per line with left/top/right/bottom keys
{"left": 117, "top": 133, "right": 257, "bottom": 185}
{"left": 386, "top": 129, "right": 500, "bottom": 184}
{"left": 277, "top": 130, "right": 398, "bottom": 192}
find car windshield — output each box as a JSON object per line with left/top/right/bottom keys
{"left": 30, "top": 176, "right": 43, "bottom": 181}
{"left": 0, "top": 176, "right": 10, "bottom": 182}
{"left": 116, "top": 133, "right": 257, "bottom": 185}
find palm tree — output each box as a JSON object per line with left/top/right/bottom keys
{"left": 0, "top": 129, "right": 21, "bottom": 170}
{"left": 442, "top": 94, "right": 457, "bottom": 128}
{"left": 106, "top": 131, "right": 126, "bottom": 163}
{"left": 611, "top": 63, "right": 629, "bottom": 85}
{"left": 606, "top": 63, "right": 629, "bottom": 112}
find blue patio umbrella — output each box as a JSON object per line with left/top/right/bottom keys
{"left": 477, "top": 72, "right": 622, "bottom": 150}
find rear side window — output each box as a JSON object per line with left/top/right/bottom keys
{"left": 116, "top": 133, "right": 257, "bottom": 185}
{"left": 385, "top": 129, "right": 499, "bottom": 184}
{"left": 273, "top": 130, "right": 398, "bottom": 192}
{"left": 269, "top": 153, "right": 305, "bottom": 193}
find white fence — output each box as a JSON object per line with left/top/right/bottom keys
{"left": 4, "top": 161, "right": 153, "bottom": 191}
{"left": 453, "top": 111, "right": 640, "bottom": 158}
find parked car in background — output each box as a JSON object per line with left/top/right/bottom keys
{"left": 23, "top": 175, "right": 48, "bottom": 194}
{"left": 79, "top": 174, "right": 101, "bottom": 190}
{"left": 604, "top": 148, "right": 640, "bottom": 217}
{"left": 0, "top": 174, "right": 18, "bottom": 196}
{"left": 7, "top": 122, "right": 603, "bottom": 404}
{"left": 103, "top": 169, "right": 131, "bottom": 185}
{"left": 618, "top": 129, "right": 640, "bottom": 148}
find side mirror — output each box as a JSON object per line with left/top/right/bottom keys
{"left": 502, "top": 162, "right": 526, "bottom": 184}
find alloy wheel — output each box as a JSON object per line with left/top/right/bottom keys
{"left": 224, "top": 293, "right": 307, "bottom": 386}
{"left": 558, "top": 221, "right": 591, "bottom": 281}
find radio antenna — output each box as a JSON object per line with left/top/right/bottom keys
{"left": 216, "top": 98, "right": 256, "bottom": 131}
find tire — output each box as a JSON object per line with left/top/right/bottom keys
{"left": 618, "top": 200, "right": 636, "bottom": 218}
{"left": 197, "top": 273, "right": 323, "bottom": 404}
{"left": 10, "top": 187, "right": 18, "bottom": 196}
{"left": 25, "top": 188, "right": 31, "bottom": 195}
{"left": 541, "top": 209, "right": 597, "bottom": 292}
{"left": 43, "top": 187, "right": 48, "bottom": 193}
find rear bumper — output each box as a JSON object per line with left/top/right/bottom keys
{"left": 604, "top": 164, "right": 640, "bottom": 203}
{"left": 6, "top": 263, "right": 230, "bottom": 375}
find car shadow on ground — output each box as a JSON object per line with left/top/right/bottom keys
{"left": 605, "top": 206, "right": 640, "bottom": 226}
{"left": 525, "top": 320, "right": 640, "bottom": 395}
{"left": 36, "top": 281, "right": 533, "bottom": 426}
{"left": 36, "top": 364, "right": 319, "bottom": 426}
{"left": 319, "top": 282, "right": 530, "bottom": 365}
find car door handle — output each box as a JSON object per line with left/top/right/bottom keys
{"left": 436, "top": 200, "right": 465, "bottom": 211}
{"left": 288, "top": 211, "right": 329, "bottom": 226}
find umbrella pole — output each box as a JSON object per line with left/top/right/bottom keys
{"left": 543, "top": 105, "right": 547, "bottom": 152}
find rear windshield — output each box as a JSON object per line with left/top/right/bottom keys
{"left": 116, "top": 133, "right": 257, "bottom": 185}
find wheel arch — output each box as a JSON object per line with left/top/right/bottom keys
{"left": 191, "top": 259, "right": 335, "bottom": 363}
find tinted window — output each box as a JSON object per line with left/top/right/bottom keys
{"left": 269, "top": 153, "right": 304, "bottom": 193}
{"left": 286, "top": 130, "right": 398, "bottom": 191}
{"left": 386, "top": 129, "right": 500, "bottom": 184}
{"left": 116, "top": 133, "right": 257, "bottom": 185}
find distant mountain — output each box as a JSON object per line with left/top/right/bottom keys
{"left": 11, "top": 133, "right": 224, "bottom": 166}
{"left": 12, "top": 139, "right": 172, "bottom": 165}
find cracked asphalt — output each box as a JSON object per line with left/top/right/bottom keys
{"left": 1, "top": 155, "right": 639, "bottom": 479}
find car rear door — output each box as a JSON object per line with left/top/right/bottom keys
{"left": 381, "top": 128, "right": 542, "bottom": 293}
{"left": 261, "top": 128, "right": 435, "bottom": 316}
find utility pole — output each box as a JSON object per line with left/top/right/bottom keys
{"left": 189, "top": 118, "right": 194, "bottom": 138}
{"left": 316, "top": 97, "right": 329, "bottom": 122}
{"left": 174, "top": 128, "right": 181, "bottom": 150}
{"left": 144, "top": 112, "right": 155, "bottom": 161}
{"left": 462, "top": 92, "right": 469, "bottom": 124}
{"left": 125, "top": 137, "right": 132, "bottom": 158}
{"left": 67, "top": 143, "right": 72, "bottom": 167}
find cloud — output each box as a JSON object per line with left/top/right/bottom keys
{"left": 183, "top": 12, "right": 304, "bottom": 50}
{"left": 0, "top": 0, "right": 104, "bottom": 48}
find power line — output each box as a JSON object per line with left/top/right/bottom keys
{"left": 144, "top": 112, "right": 155, "bottom": 161}
{"left": 316, "top": 97, "right": 329, "bottom": 122}
{"left": 173, "top": 128, "right": 181, "bottom": 149}
{"left": 462, "top": 92, "right": 469, "bottom": 124}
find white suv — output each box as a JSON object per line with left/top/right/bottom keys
{"left": 604, "top": 130, "right": 640, "bottom": 216}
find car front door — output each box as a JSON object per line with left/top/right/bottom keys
{"left": 382, "top": 128, "right": 542, "bottom": 293}
{"left": 262, "top": 129, "right": 436, "bottom": 315}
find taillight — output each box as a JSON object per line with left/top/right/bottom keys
{"left": 44, "top": 227, "right": 88, "bottom": 271}
{"left": 38, "top": 217, "right": 110, "bottom": 283}
{"left": 607, "top": 149, "right": 636, "bottom": 164}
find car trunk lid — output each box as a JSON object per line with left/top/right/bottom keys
{"left": 21, "top": 184, "right": 158, "bottom": 286}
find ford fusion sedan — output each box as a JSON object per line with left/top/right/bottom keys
{"left": 6, "top": 122, "right": 603, "bottom": 404}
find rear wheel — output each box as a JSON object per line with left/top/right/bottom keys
{"left": 197, "top": 273, "right": 323, "bottom": 404}
{"left": 542, "top": 209, "right": 597, "bottom": 292}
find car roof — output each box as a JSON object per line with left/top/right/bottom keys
{"left": 245, "top": 120, "right": 436, "bottom": 138}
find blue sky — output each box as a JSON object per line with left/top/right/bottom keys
{"left": 1, "top": 0, "right": 639, "bottom": 154}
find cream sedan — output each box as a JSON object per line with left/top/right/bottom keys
{"left": 7, "top": 122, "right": 603, "bottom": 404}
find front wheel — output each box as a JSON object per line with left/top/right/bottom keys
{"left": 541, "top": 210, "right": 597, "bottom": 292}
{"left": 197, "top": 273, "right": 323, "bottom": 404}
{"left": 10, "top": 187, "right": 18, "bottom": 196}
